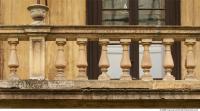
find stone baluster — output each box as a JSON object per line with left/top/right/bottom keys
{"left": 8, "top": 38, "right": 19, "bottom": 80}
{"left": 184, "top": 38, "right": 197, "bottom": 80}
{"left": 76, "top": 38, "right": 88, "bottom": 80}
{"left": 163, "top": 38, "right": 175, "bottom": 80}
{"left": 98, "top": 39, "right": 110, "bottom": 80}
{"left": 120, "top": 39, "right": 132, "bottom": 80}
{"left": 141, "top": 39, "right": 153, "bottom": 81}
{"left": 55, "top": 38, "right": 66, "bottom": 80}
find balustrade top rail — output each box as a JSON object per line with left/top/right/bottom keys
{"left": 0, "top": 25, "right": 200, "bottom": 41}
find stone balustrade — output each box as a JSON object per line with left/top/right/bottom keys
{"left": 0, "top": 25, "right": 200, "bottom": 104}
{"left": 1, "top": 4, "right": 200, "bottom": 108}
{"left": 0, "top": 3, "right": 198, "bottom": 87}
{"left": 0, "top": 25, "right": 199, "bottom": 81}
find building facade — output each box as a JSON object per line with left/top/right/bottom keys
{"left": 0, "top": 0, "right": 200, "bottom": 108}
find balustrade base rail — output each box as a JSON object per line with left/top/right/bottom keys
{"left": 0, "top": 80, "right": 200, "bottom": 107}
{"left": 0, "top": 80, "right": 200, "bottom": 100}
{"left": 0, "top": 80, "right": 200, "bottom": 90}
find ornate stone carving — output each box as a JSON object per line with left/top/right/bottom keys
{"left": 27, "top": 4, "right": 49, "bottom": 25}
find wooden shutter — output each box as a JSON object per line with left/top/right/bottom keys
{"left": 129, "top": 0, "right": 139, "bottom": 79}
{"left": 165, "top": 0, "right": 181, "bottom": 80}
{"left": 86, "top": 0, "right": 102, "bottom": 25}
{"left": 86, "top": 0, "right": 102, "bottom": 79}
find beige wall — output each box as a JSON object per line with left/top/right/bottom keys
{"left": 46, "top": 0, "right": 86, "bottom": 80}
{"left": 0, "top": 0, "right": 200, "bottom": 80}
{"left": 0, "top": 0, "right": 35, "bottom": 80}
{"left": 181, "top": 0, "right": 200, "bottom": 79}
{"left": 0, "top": 0, "right": 86, "bottom": 80}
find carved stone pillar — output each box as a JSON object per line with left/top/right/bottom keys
{"left": 29, "top": 36, "right": 46, "bottom": 80}
{"left": 8, "top": 38, "right": 19, "bottom": 80}
{"left": 120, "top": 39, "right": 132, "bottom": 80}
{"left": 98, "top": 39, "right": 110, "bottom": 80}
{"left": 184, "top": 38, "right": 197, "bottom": 80}
{"left": 55, "top": 38, "right": 66, "bottom": 80}
{"left": 76, "top": 38, "right": 88, "bottom": 80}
{"left": 141, "top": 39, "right": 153, "bottom": 81}
{"left": 163, "top": 38, "right": 175, "bottom": 80}
{"left": 27, "top": 4, "right": 48, "bottom": 80}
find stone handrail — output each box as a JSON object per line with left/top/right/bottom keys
{"left": 0, "top": 25, "right": 200, "bottom": 40}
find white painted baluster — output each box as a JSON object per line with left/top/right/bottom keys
{"left": 98, "top": 39, "right": 110, "bottom": 80}
{"left": 141, "top": 39, "right": 153, "bottom": 81}
{"left": 120, "top": 39, "right": 132, "bottom": 80}
{"left": 163, "top": 38, "right": 175, "bottom": 80}
{"left": 8, "top": 38, "right": 19, "bottom": 80}
{"left": 55, "top": 38, "right": 66, "bottom": 80}
{"left": 76, "top": 38, "right": 88, "bottom": 80}
{"left": 184, "top": 38, "right": 197, "bottom": 80}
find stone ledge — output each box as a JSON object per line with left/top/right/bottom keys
{"left": 0, "top": 88, "right": 200, "bottom": 100}
{"left": 0, "top": 80, "right": 200, "bottom": 90}
{"left": 0, "top": 80, "right": 200, "bottom": 100}
{"left": 1, "top": 99, "right": 200, "bottom": 108}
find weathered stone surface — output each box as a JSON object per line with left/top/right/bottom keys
{"left": 0, "top": 80, "right": 200, "bottom": 101}
{"left": 0, "top": 80, "right": 200, "bottom": 90}
{"left": 27, "top": 4, "right": 49, "bottom": 25}
{"left": 48, "top": 80, "right": 74, "bottom": 89}
{"left": 9, "top": 80, "right": 48, "bottom": 89}
{"left": 1, "top": 25, "right": 200, "bottom": 41}
{"left": 0, "top": 88, "right": 200, "bottom": 100}
{"left": 0, "top": 99, "right": 199, "bottom": 108}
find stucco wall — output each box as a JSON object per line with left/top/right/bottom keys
{"left": 181, "top": 0, "right": 200, "bottom": 79}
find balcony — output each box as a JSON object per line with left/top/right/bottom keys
{"left": 0, "top": 4, "right": 200, "bottom": 108}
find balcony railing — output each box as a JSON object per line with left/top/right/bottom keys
{"left": 0, "top": 25, "right": 200, "bottom": 82}
{"left": 0, "top": 4, "right": 200, "bottom": 99}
